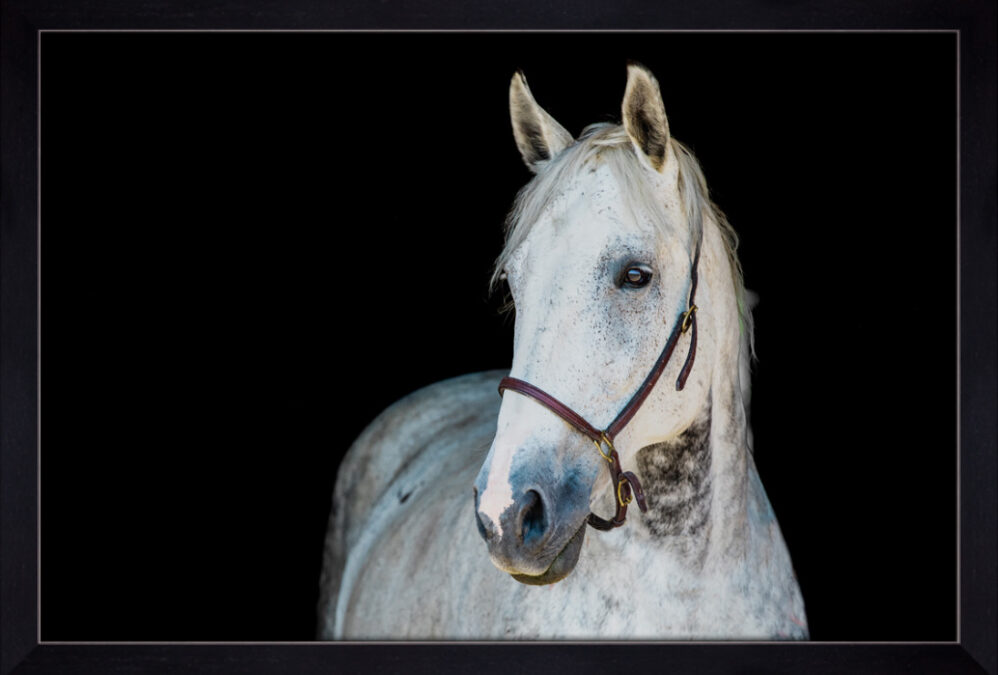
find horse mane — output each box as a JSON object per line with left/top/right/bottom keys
{"left": 492, "top": 122, "right": 756, "bottom": 361}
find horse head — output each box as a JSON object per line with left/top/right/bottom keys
{"left": 473, "top": 64, "right": 743, "bottom": 585}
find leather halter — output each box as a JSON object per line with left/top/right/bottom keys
{"left": 498, "top": 235, "right": 702, "bottom": 531}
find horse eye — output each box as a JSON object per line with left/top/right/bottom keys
{"left": 622, "top": 265, "right": 653, "bottom": 288}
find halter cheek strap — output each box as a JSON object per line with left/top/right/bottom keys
{"left": 498, "top": 236, "right": 702, "bottom": 531}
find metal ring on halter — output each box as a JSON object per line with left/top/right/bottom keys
{"left": 616, "top": 477, "right": 634, "bottom": 507}
{"left": 681, "top": 304, "right": 698, "bottom": 334}
{"left": 592, "top": 431, "right": 615, "bottom": 464}
{"left": 592, "top": 438, "right": 613, "bottom": 463}
{"left": 593, "top": 431, "right": 617, "bottom": 466}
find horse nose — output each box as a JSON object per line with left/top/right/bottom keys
{"left": 515, "top": 489, "right": 548, "bottom": 546}
{"left": 473, "top": 486, "right": 550, "bottom": 548}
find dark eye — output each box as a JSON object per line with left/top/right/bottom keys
{"left": 621, "top": 264, "right": 653, "bottom": 288}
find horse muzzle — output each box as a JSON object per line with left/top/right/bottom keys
{"left": 509, "top": 521, "right": 587, "bottom": 585}
{"left": 472, "top": 478, "right": 591, "bottom": 585}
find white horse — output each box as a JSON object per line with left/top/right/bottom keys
{"left": 318, "top": 63, "right": 808, "bottom": 640}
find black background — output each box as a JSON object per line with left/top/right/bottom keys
{"left": 40, "top": 32, "right": 956, "bottom": 642}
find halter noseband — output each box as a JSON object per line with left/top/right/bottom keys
{"left": 498, "top": 235, "right": 702, "bottom": 531}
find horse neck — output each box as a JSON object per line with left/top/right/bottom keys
{"left": 632, "top": 215, "right": 752, "bottom": 569}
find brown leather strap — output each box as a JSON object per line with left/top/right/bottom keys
{"left": 585, "top": 452, "right": 647, "bottom": 530}
{"left": 496, "top": 233, "right": 703, "bottom": 531}
{"left": 499, "top": 376, "right": 650, "bottom": 529}
{"left": 605, "top": 235, "right": 702, "bottom": 438}
{"left": 497, "top": 378, "right": 602, "bottom": 442}
{"left": 604, "top": 311, "right": 687, "bottom": 439}
{"left": 676, "top": 311, "right": 697, "bottom": 389}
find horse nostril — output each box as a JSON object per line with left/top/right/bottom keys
{"left": 519, "top": 489, "right": 548, "bottom": 545}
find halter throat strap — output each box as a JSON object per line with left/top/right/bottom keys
{"left": 497, "top": 235, "right": 703, "bottom": 531}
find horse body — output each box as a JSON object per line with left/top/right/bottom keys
{"left": 318, "top": 64, "right": 807, "bottom": 640}
{"left": 319, "top": 372, "right": 804, "bottom": 639}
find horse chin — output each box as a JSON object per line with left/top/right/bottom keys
{"left": 510, "top": 522, "right": 587, "bottom": 586}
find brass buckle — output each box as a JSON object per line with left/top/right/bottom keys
{"left": 617, "top": 477, "right": 634, "bottom": 508}
{"left": 592, "top": 431, "right": 615, "bottom": 464}
{"left": 681, "top": 304, "right": 698, "bottom": 334}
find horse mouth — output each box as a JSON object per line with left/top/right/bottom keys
{"left": 510, "top": 522, "right": 587, "bottom": 586}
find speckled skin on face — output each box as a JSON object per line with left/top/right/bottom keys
{"left": 318, "top": 64, "right": 807, "bottom": 640}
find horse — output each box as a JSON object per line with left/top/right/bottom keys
{"left": 317, "top": 63, "right": 808, "bottom": 640}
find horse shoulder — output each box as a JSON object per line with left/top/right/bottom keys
{"left": 317, "top": 369, "right": 505, "bottom": 638}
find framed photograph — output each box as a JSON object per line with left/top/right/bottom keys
{"left": 2, "top": 4, "right": 994, "bottom": 674}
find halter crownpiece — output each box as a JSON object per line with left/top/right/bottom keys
{"left": 498, "top": 235, "right": 703, "bottom": 531}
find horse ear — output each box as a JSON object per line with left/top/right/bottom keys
{"left": 509, "top": 71, "right": 574, "bottom": 173}
{"left": 622, "top": 62, "right": 671, "bottom": 172}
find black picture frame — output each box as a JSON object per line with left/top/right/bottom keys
{"left": 2, "top": 2, "right": 995, "bottom": 674}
